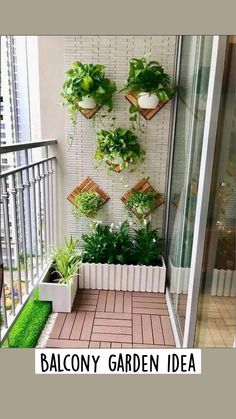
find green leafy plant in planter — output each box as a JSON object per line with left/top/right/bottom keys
{"left": 82, "top": 220, "right": 164, "bottom": 266}
{"left": 73, "top": 191, "right": 103, "bottom": 219}
{"left": 61, "top": 61, "right": 117, "bottom": 141}
{"left": 51, "top": 237, "right": 81, "bottom": 284}
{"left": 94, "top": 128, "right": 145, "bottom": 172}
{"left": 131, "top": 221, "right": 164, "bottom": 266}
{"left": 125, "top": 190, "right": 160, "bottom": 221}
{"left": 82, "top": 221, "right": 133, "bottom": 264}
{"left": 121, "top": 56, "right": 175, "bottom": 123}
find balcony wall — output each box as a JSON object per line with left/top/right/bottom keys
{"left": 38, "top": 36, "right": 177, "bottom": 243}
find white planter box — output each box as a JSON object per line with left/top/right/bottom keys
{"left": 211, "top": 269, "right": 236, "bottom": 297}
{"left": 39, "top": 268, "right": 78, "bottom": 312}
{"left": 79, "top": 257, "right": 166, "bottom": 293}
{"left": 168, "top": 257, "right": 190, "bottom": 295}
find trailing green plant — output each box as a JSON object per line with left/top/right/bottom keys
{"left": 131, "top": 221, "right": 164, "bottom": 266}
{"left": 51, "top": 237, "right": 81, "bottom": 284}
{"left": 121, "top": 56, "right": 175, "bottom": 123}
{"left": 73, "top": 191, "right": 103, "bottom": 219}
{"left": 94, "top": 128, "right": 145, "bottom": 172}
{"left": 126, "top": 190, "right": 159, "bottom": 220}
{"left": 82, "top": 221, "right": 133, "bottom": 264}
{"left": 61, "top": 61, "right": 117, "bottom": 128}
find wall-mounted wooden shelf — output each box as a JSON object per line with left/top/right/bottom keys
{"left": 79, "top": 105, "right": 101, "bottom": 119}
{"left": 125, "top": 91, "right": 170, "bottom": 120}
{"left": 67, "top": 176, "right": 110, "bottom": 206}
{"left": 121, "top": 178, "right": 164, "bottom": 219}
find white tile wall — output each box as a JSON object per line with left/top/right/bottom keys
{"left": 63, "top": 36, "right": 176, "bottom": 238}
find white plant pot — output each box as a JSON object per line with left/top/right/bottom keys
{"left": 78, "top": 96, "right": 96, "bottom": 109}
{"left": 79, "top": 257, "right": 166, "bottom": 293}
{"left": 168, "top": 257, "right": 190, "bottom": 295}
{"left": 138, "top": 92, "right": 159, "bottom": 109}
{"left": 39, "top": 268, "right": 78, "bottom": 312}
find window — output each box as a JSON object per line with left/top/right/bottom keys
{"left": 2, "top": 158, "right": 8, "bottom": 164}
{"left": 0, "top": 132, "right": 6, "bottom": 138}
{"left": 0, "top": 123, "right": 5, "bottom": 129}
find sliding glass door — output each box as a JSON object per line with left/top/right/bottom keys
{"left": 166, "top": 36, "right": 213, "bottom": 342}
{"left": 194, "top": 36, "right": 236, "bottom": 347}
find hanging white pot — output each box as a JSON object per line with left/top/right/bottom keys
{"left": 138, "top": 92, "right": 159, "bottom": 109}
{"left": 78, "top": 95, "right": 96, "bottom": 109}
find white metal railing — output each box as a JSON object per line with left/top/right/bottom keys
{"left": 0, "top": 140, "right": 57, "bottom": 344}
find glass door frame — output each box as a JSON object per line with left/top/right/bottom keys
{"left": 165, "top": 35, "right": 227, "bottom": 347}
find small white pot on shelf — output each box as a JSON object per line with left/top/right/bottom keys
{"left": 137, "top": 92, "right": 159, "bottom": 109}
{"left": 78, "top": 95, "right": 96, "bottom": 109}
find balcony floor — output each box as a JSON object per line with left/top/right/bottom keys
{"left": 46, "top": 289, "right": 176, "bottom": 348}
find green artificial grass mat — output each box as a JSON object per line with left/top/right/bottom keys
{"left": 1, "top": 288, "right": 52, "bottom": 348}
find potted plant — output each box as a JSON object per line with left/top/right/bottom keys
{"left": 125, "top": 190, "right": 160, "bottom": 221}
{"left": 79, "top": 221, "right": 166, "bottom": 292}
{"left": 61, "top": 61, "right": 117, "bottom": 124}
{"left": 39, "top": 237, "right": 81, "bottom": 312}
{"left": 94, "top": 128, "right": 145, "bottom": 172}
{"left": 73, "top": 191, "right": 104, "bottom": 219}
{"left": 122, "top": 57, "right": 175, "bottom": 110}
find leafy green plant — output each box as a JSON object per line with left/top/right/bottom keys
{"left": 82, "top": 221, "right": 133, "bottom": 264}
{"left": 126, "top": 190, "right": 159, "bottom": 220}
{"left": 121, "top": 57, "right": 175, "bottom": 122}
{"left": 94, "top": 128, "right": 145, "bottom": 172}
{"left": 131, "top": 222, "right": 164, "bottom": 266}
{"left": 51, "top": 237, "right": 81, "bottom": 284}
{"left": 61, "top": 61, "right": 117, "bottom": 127}
{"left": 73, "top": 192, "right": 103, "bottom": 219}
{"left": 82, "top": 221, "right": 164, "bottom": 266}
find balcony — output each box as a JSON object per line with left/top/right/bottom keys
{"left": 0, "top": 140, "right": 176, "bottom": 348}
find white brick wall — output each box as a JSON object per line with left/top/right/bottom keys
{"left": 62, "top": 36, "right": 176, "bottom": 238}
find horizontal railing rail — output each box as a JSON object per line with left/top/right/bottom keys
{"left": 0, "top": 139, "right": 57, "bottom": 154}
{"left": 0, "top": 140, "right": 57, "bottom": 345}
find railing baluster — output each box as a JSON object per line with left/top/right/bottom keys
{"left": 10, "top": 174, "right": 23, "bottom": 304}
{"left": 45, "top": 150, "right": 51, "bottom": 253}
{"left": 2, "top": 178, "right": 15, "bottom": 315}
{"left": 36, "top": 164, "right": 44, "bottom": 270}
{"left": 24, "top": 150, "right": 34, "bottom": 286}
{"left": 17, "top": 171, "right": 29, "bottom": 295}
{"left": 49, "top": 159, "right": 55, "bottom": 246}
{"left": 41, "top": 163, "right": 47, "bottom": 261}
{"left": 30, "top": 166, "right": 39, "bottom": 277}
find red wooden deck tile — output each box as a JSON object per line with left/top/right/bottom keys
{"left": 122, "top": 343, "right": 132, "bottom": 348}
{"left": 91, "top": 333, "right": 132, "bottom": 343}
{"left": 151, "top": 315, "right": 164, "bottom": 345}
{"left": 100, "top": 342, "right": 111, "bottom": 348}
{"left": 81, "top": 289, "right": 99, "bottom": 295}
{"left": 132, "top": 292, "right": 164, "bottom": 297}
{"left": 133, "top": 307, "right": 168, "bottom": 315}
{"left": 133, "top": 301, "right": 166, "bottom": 309}
{"left": 60, "top": 312, "right": 77, "bottom": 340}
{"left": 133, "top": 295, "right": 166, "bottom": 302}
{"left": 89, "top": 341, "right": 100, "bottom": 348}
{"left": 161, "top": 316, "right": 175, "bottom": 346}
{"left": 47, "top": 339, "right": 89, "bottom": 348}
{"left": 78, "top": 298, "right": 97, "bottom": 306}
{"left": 94, "top": 318, "right": 132, "bottom": 327}
{"left": 133, "top": 314, "right": 142, "bottom": 344}
{"left": 49, "top": 313, "right": 67, "bottom": 339}
{"left": 115, "top": 291, "right": 124, "bottom": 312}
{"left": 80, "top": 312, "right": 95, "bottom": 341}
{"left": 77, "top": 305, "right": 97, "bottom": 312}
{"left": 142, "top": 314, "right": 153, "bottom": 344}
{"left": 105, "top": 290, "right": 115, "bottom": 312}
{"left": 132, "top": 344, "right": 174, "bottom": 348}
{"left": 111, "top": 342, "right": 122, "bottom": 348}
{"left": 95, "top": 312, "right": 132, "bottom": 320}
{"left": 124, "top": 292, "right": 132, "bottom": 313}
{"left": 97, "top": 290, "right": 108, "bottom": 312}
{"left": 93, "top": 325, "right": 132, "bottom": 335}
{"left": 70, "top": 312, "right": 86, "bottom": 340}
{"left": 78, "top": 294, "right": 98, "bottom": 300}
